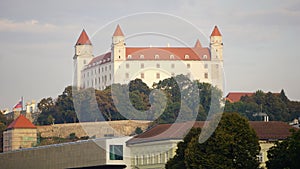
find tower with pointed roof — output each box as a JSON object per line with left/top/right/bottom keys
{"left": 73, "top": 29, "right": 94, "bottom": 88}
{"left": 112, "top": 24, "right": 126, "bottom": 62}
{"left": 210, "top": 25, "right": 223, "bottom": 90}
{"left": 3, "top": 114, "right": 37, "bottom": 152}
{"left": 210, "top": 25, "right": 223, "bottom": 61}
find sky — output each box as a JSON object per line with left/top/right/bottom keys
{"left": 0, "top": 0, "right": 299, "bottom": 110}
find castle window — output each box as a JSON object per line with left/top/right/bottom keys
{"left": 109, "top": 74, "right": 112, "bottom": 80}
{"left": 126, "top": 63, "right": 129, "bottom": 69}
{"left": 203, "top": 55, "right": 208, "bottom": 59}
{"left": 119, "top": 56, "right": 121, "bottom": 59}
{"left": 127, "top": 55, "right": 132, "bottom": 59}
{"left": 156, "top": 73, "right": 160, "bottom": 79}
{"left": 141, "top": 73, "right": 144, "bottom": 79}
{"left": 99, "top": 77, "right": 100, "bottom": 84}
{"left": 83, "top": 60, "right": 86, "bottom": 64}
{"left": 204, "top": 64, "right": 208, "bottom": 69}
{"left": 171, "top": 63, "right": 175, "bottom": 68}
{"left": 109, "top": 65, "right": 111, "bottom": 70}
{"left": 87, "top": 72, "right": 89, "bottom": 77}
{"left": 98, "top": 68, "right": 100, "bottom": 73}
{"left": 141, "top": 63, "right": 144, "bottom": 69}
{"left": 102, "top": 67, "right": 104, "bottom": 72}
{"left": 156, "top": 63, "right": 160, "bottom": 68}
{"left": 187, "top": 64, "right": 191, "bottom": 69}
{"left": 216, "top": 64, "right": 219, "bottom": 69}
{"left": 140, "top": 55, "right": 144, "bottom": 59}
{"left": 204, "top": 73, "right": 208, "bottom": 79}
{"left": 155, "top": 54, "right": 159, "bottom": 59}
{"left": 126, "top": 73, "right": 129, "bottom": 79}
{"left": 170, "top": 55, "right": 174, "bottom": 59}
{"left": 184, "top": 55, "right": 189, "bottom": 59}
{"left": 105, "top": 66, "right": 107, "bottom": 71}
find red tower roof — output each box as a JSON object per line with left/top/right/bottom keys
{"left": 194, "top": 39, "right": 202, "bottom": 48}
{"left": 76, "top": 29, "right": 92, "bottom": 45}
{"left": 113, "top": 24, "right": 124, "bottom": 36}
{"left": 7, "top": 114, "right": 36, "bottom": 129}
{"left": 211, "top": 25, "right": 222, "bottom": 36}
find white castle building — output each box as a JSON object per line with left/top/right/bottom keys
{"left": 73, "top": 25, "right": 223, "bottom": 90}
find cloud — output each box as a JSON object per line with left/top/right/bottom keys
{"left": 0, "top": 18, "right": 58, "bottom": 33}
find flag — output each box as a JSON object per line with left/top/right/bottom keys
{"left": 13, "top": 100, "right": 22, "bottom": 109}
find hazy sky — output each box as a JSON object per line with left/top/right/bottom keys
{"left": 0, "top": 0, "right": 299, "bottom": 110}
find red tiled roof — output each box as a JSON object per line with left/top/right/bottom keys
{"left": 76, "top": 29, "right": 92, "bottom": 45}
{"left": 226, "top": 92, "right": 254, "bottom": 103}
{"left": 113, "top": 24, "right": 124, "bottom": 36}
{"left": 126, "top": 46, "right": 210, "bottom": 61}
{"left": 7, "top": 114, "right": 36, "bottom": 129}
{"left": 127, "top": 121, "right": 295, "bottom": 145}
{"left": 211, "top": 25, "right": 222, "bottom": 36}
{"left": 85, "top": 52, "right": 111, "bottom": 69}
{"left": 127, "top": 121, "right": 205, "bottom": 144}
{"left": 194, "top": 39, "right": 202, "bottom": 48}
{"left": 249, "top": 121, "right": 295, "bottom": 140}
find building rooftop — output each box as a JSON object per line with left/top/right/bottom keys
{"left": 76, "top": 29, "right": 92, "bottom": 45}
{"left": 226, "top": 92, "right": 254, "bottom": 103}
{"left": 7, "top": 114, "right": 36, "bottom": 129}
{"left": 127, "top": 121, "right": 296, "bottom": 145}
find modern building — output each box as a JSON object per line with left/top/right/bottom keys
{"left": 3, "top": 114, "right": 37, "bottom": 152}
{"left": 73, "top": 25, "right": 223, "bottom": 91}
{"left": 127, "top": 121, "right": 296, "bottom": 169}
{"left": 0, "top": 136, "right": 132, "bottom": 169}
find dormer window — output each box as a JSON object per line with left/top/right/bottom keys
{"left": 155, "top": 54, "right": 159, "bottom": 59}
{"left": 170, "top": 55, "right": 174, "bottom": 59}
{"left": 140, "top": 55, "right": 144, "bottom": 59}
{"left": 184, "top": 55, "right": 189, "bottom": 59}
{"left": 128, "top": 55, "right": 132, "bottom": 59}
{"left": 203, "top": 55, "right": 208, "bottom": 59}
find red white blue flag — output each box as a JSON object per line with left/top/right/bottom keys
{"left": 13, "top": 100, "right": 22, "bottom": 109}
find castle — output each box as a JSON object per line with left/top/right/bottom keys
{"left": 73, "top": 25, "right": 223, "bottom": 90}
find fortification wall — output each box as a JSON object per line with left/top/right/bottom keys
{"left": 37, "top": 120, "right": 150, "bottom": 138}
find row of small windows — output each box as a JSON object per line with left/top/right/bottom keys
{"left": 83, "top": 65, "right": 112, "bottom": 78}
{"left": 125, "top": 63, "right": 210, "bottom": 69}
{"left": 134, "top": 151, "right": 171, "bottom": 165}
{"left": 127, "top": 54, "right": 208, "bottom": 59}
{"left": 125, "top": 72, "right": 208, "bottom": 80}
{"left": 84, "top": 74, "right": 112, "bottom": 88}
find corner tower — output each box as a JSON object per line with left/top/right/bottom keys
{"left": 210, "top": 25, "right": 223, "bottom": 61}
{"left": 112, "top": 25, "right": 126, "bottom": 61}
{"left": 73, "top": 29, "right": 93, "bottom": 89}
{"left": 210, "top": 26, "right": 224, "bottom": 92}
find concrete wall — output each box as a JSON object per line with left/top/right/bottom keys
{"left": 37, "top": 120, "right": 150, "bottom": 138}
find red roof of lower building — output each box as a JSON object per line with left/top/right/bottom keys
{"left": 226, "top": 92, "right": 254, "bottom": 103}
{"left": 127, "top": 121, "right": 295, "bottom": 145}
{"left": 7, "top": 114, "right": 36, "bottom": 129}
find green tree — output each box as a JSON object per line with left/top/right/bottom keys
{"left": 166, "top": 127, "right": 201, "bottom": 169}
{"left": 134, "top": 127, "right": 143, "bottom": 134}
{"left": 266, "top": 129, "right": 300, "bottom": 169}
{"left": 167, "top": 113, "right": 260, "bottom": 169}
